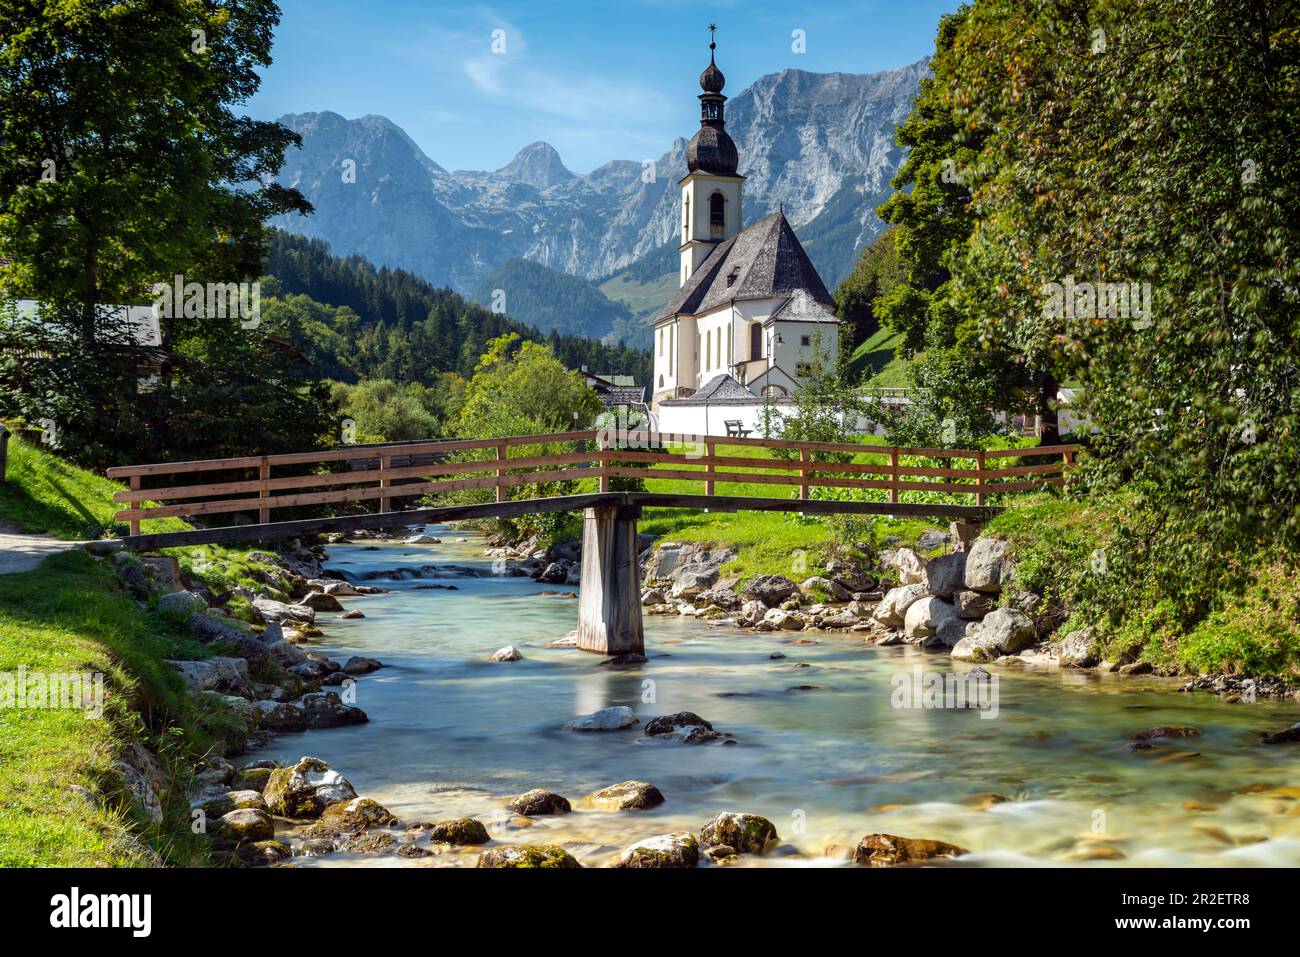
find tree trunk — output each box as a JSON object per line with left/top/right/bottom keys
{"left": 1037, "top": 371, "right": 1061, "bottom": 445}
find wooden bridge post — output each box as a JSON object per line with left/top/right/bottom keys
{"left": 129, "top": 476, "right": 141, "bottom": 536}
{"left": 975, "top": 450, "right": 987, "bottom": 507}
{"left": 495, "top": 441, "right": 508, "bottom": 503}
{"left": 258, "top": 457, "right": 271, "bottom": 525}
{"left": 378, "top": 453, "right": 391, "bottom": 514}
{"left": 576, "top": 500, "right": 644, "bottom": 656}
{"left": 889, "top": 448, "right": 900, "bottom": 505}
{"left": 705, "top": 440, "right": 715, "bottom": 496}
{"left": 799, "top": 448, "right": 810, "bottom": 501}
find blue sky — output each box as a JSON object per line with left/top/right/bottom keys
{"left": 249, "top": 0, "right": 961, "bottom": 175}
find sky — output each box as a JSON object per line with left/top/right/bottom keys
{"left": 249, "top": 0, "right": 962, "bottom": 175}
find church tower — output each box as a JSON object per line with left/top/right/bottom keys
{"left": 679, "top": 27, "right": 743, "bottom": 286}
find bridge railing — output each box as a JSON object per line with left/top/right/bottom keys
{"left": 107, "top": 432, "right": 1079, "bottom": 534}
{"left": 107, "top": 431, "right": 603, "bottom": 535}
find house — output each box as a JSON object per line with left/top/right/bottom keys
{"left": 650, "top": 38, "right": 840, "bottom": 429}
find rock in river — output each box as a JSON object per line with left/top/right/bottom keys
{"left": 853, "top": 833, "right": 969, "bottom": 866}
{"left": 214, "top": 808, "right": 275, "bottom": 844}
{"left": 700, "top": 812, "right": 778, "bottom": 855}
{"left": 319, "top": 797, "right": 399, "bottom": 830}
{"left": 477, "top": 845, "right": 581, "bottom": 868}
{"left": 613, "top": 832, "right": 699, "bottom": 868}
{"left": 263, "top": 756, "right": 358, "bottom": 818}
{"left": 489, "top": 644, "right": 523, "bottom": 662}
{"left": 742, "top": 574, "right": 800, "bottom": 606}
{"left": 565, "top": 706, "right": 638, "bottom": 731}
{"left": 428, "top": 818, "right": 490, "bottom": 845}
{"left": 509, "top": 789, "right": 572, "bottom": 816}
{"left": 950, "top": 608, "right": 1037, "bottom": 661}
{"left": 589, "top": 780, "right": 665, "bottom": 810}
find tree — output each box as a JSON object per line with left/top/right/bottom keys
{"left": 0, "top": 0, "right": 309, "bottom": 339}
{"left": 834, "top": 227, "right": 902, "bottom": 379}
{"left": 875, "top": 7, "right": 1065, "bottom": 445}
{"left": 457, "top": 334, "right": 601, "bottom": 438}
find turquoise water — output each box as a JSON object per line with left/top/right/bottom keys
{"left": 263, "top": 529, "right": 1300, "bottom": 867}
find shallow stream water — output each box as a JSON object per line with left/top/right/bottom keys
{"left": 261, "top": 528, "right": 1300, "bottom": 868}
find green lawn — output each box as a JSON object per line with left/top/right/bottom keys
{"left": 0, "top": 438, "right": 188, "bottom": 540}
{"left": 848, "top": 326, "right": 911, "bottom": 386}
{"left": 0, "top": 551, "right": 237, "bottom": 866}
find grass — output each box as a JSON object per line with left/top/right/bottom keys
{"left": 848, "top": 326, "right": 910, "bottom": 387}
{"left": 599, "top": 271, "right": 681, "bottom": 324}
{"left": 0, "top": 438, "right": 188, "bottom": 540}
{"left": 0, "top": 550, "right": 241, "bottom": 866}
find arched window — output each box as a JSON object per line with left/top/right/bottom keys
{"left": 709, "top": 193, "right": 725, "bottom": 237}
{"left": 683, "top": 195, "right": 690, "bottom": 240}
{"left": 706, "top": 329, "right": 712, "bottom": 370}
{"left": 658, "top": 374, "right": 664, "bottom": 387}
{"left": 750, "top": 322, "right": 763, "bottom": 360}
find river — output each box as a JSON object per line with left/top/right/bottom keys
{"left": 261, "top": 528, "right": 1300, "bottom": 867}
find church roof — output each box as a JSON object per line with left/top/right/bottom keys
{"left": 652, "top": 211, "right": 834, "bottom": 324}
{"left": 661, "top": 373, "right": 754, "bottom": 405}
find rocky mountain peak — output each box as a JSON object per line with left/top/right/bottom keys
{"left": 495, "top": 141, "right": 574, "bottom": 190}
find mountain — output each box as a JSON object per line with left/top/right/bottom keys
{"left": 470, "top": 258, "right": 644, "bottom": 347}
{"left": 268, "top": 59, "right": 927, "bottom": 333}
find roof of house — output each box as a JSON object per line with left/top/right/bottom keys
{"left": 660, "top": 373, "right": 760, "bottom": 406}
{"left": 652, "top": 211, "right": 834, "bottom": 324}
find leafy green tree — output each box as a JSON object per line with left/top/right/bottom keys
{"left": 457, "top": 334, "right": 601, "bottom": 438}
{"left": 875, "top": 7, "right": 1063, "bottom": 445}
{"left": 0, "top": 0, "right": 309, "bottom": 340}
{"left": 330, "top": 378, "right": 462, "bottom": 443}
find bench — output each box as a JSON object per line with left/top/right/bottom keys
{"left": 724, "top": 420, "right": 752, "bottom": 438}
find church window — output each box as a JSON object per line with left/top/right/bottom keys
{"left": 750, "top": 322, "right": 763, "bottom": 360}
{"left": 800, "top": 335, "right": 811, "bottom": 347}
{"left": 710, "top": 192, "right": 725, "bottom": 229}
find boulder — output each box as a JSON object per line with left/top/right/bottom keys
{"left": 405, "top": 533, "right": 441, "bottom": 544}
{"left": 853, "top": 833, "right": 968, "bottom": 866}
{"left": 197, "top": 790, "right": 268, "bottom": 817}
{"left": 341, "top": 832, "right": 399, "bottom": 855}
{"left": 477, "top": 845, "right": 581, "bottom": 868}
{"left": 233, "top": 767, "right": 274, "bottom": 793}
{"left": 342, "top": 655, "right": 383, "bottom": 675}
{"left": 565, "top": 706, "right": 638, "bottom": 732}
{"left": 613, "top": 832, "right": 699, "bottom": 869}
{"left": 737, "top": 600, "right": 769, "bottom": 626}
{"left": 263, "top": 757, "right": 358, "bottom": 818}
{"left": 641, "top": 587, "right": 667, "bottom": 606}
{"left": 320, "top": 580, "right": 362, "bottom": 597}
{"left": 267, "top": 638, "right": 308, "bottom": 667}
{"left": 742, "top": 574, "right": 800, "bottom": 606}
{"left": 923, "top": 551, "right": 968, "bottom": 599}
{"left": 252, "top": 596, "right": 316, "bottom": 624}
{"left": 670, "top": 568, "right": 719, "bottom": 599}
{"left": 166, "top": 656, "right": 250, "bottom": 695}
{"left": 826, "top": 558, "right": 876, "bottom": 594}
{"left": 954, "top": 590, "right": 995, "bottom": 620}
{"left": 232, "top": 839, "right": 292, "bottom": 867}
{"left": 140, "top": 555, "right": 186, "bottom": 593}
{"left": 297, "top": 692, "right": 367, "bottom": 729}
{"left": 700, "top": 812, "right": 778, "bottom": 855}
{"left": 917, "top": 529, "right": 951, "bottom": 552}
{"left": 319, "top": 797, "right": 399, "bottom": 830}
{"left": 300, "top": 591, "right": 344, "bottom": 612}
{"left": 1055, "top": 628, "right": 1100, "bottom": 667}
{"left": 156, "top": 590, "right": 208, "bottom": 619}
{"left": 508, "top": 789, "right": 572, "bottom": 816}
{"left": 963, "top": 538, "right": 1012, "bottom": 593}
{"left": 903, "top": 596, "right": 962, "bottom": 645}
{"left": 489, "top": 644, "right": 523, "bottom": 662}
{"left": 800, "top": 576, "right": 853, "bottom": 602}
{"left": 188, "top": 614, "right": 270, "bottom": 665}
{"left": 589, "top": 780, "right": 665, "bottom": 810}
{"left": 113, "top": 751, "right": 164, "bottom": 824}
{"left": 763, "top": 608, "right": 805, "bottom": 631}
{"left": 643, "top": 712, "right": 723, "bottom": 744}
{"left": 951, "top": 608, "right": 1037, "bottom": 661}
{"left": 873, "top": 584, "right": 928, "bottom": 628}
{"left": 886, "top": 548, "right": 927, "bottom": 585}
{"left": 428, "top": 818, "right": 490, "bottom": 845}
{"left": 214, "top": 808, "right": 275, "bottom": 844}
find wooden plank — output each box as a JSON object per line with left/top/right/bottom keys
{"left": 112, "top": 450, "right": 601, "bottom": 503}
{"left": 799, "top": 448, "right": 810, "bottom": 501}
{"left": 976, "top": 450, "right": 986, "bottom": 507}
{"left": 982, "top": 443, "right": 1081, "bottom": 459}
{"left": 115, "top": 490, "right": 1001, "bottom": 551}
{"left": 980, "top": 462, "right": 1064, "bottom": 479}
{"left": 105, "top": 430, "right": 601, "bottom": 478}
{"left": 115, "top": 467, "right": 606, "bottom": 521}
{"left": 494, "top": 442, "right": 508, "bottom": 504}
{"left": 129, "top": 476, "right": 141, "bottom": 536}
{"left": 607, "top": 466, "right": 993, "bottom": 497}
{"left": 889, "top": 448, "right": 899, "bottom": 505}
{"left": 705, "top": 441, "right": 716, "bottom": 496}
{"left": 378, "top": 453, "right": 391, "bottom": 514}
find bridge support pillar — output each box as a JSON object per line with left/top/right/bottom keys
{"left": 576, "top": 501, "right": 644, "bottom": 656}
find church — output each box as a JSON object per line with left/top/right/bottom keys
{"left": 650, "top": 37, "right": 840, "bottom": 427}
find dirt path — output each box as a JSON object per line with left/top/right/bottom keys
{"left": 0, "top": 525, "right": 82, "bottom": 574}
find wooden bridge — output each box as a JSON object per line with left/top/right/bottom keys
{"left": 106, "top": 431, "right": 1078, "bottom": 656}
